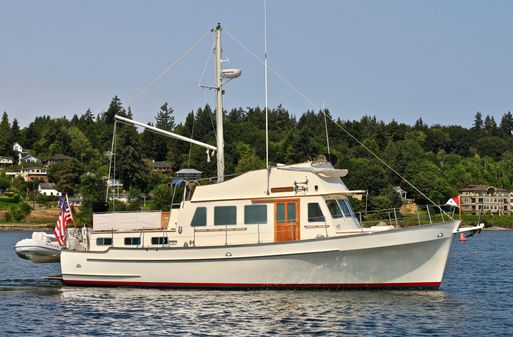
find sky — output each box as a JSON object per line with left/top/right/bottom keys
{"left": 1, "top": 0, "right": 512, "bottom": 128}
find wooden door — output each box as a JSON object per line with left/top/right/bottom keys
{"left": 274, "top": 199, "right": 300, "bottom": 242}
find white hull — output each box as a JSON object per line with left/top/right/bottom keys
{"left": 61, "top": 221, "right": 458, "bottom": 289}
{"left": 15, "top": 238, "right": 61, "bottom": 263}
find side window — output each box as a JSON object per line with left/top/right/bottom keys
{"left": 214, "top": 206, "right": 237, "bottom": 225}
{"left": 308, "top": 203, "right": 325, "bottom": 222}
{"left": 244, "top": 205, "right": 267, "bottom": 224}
{"left": 191, "top": 207, "right": 207, "bottom": 227}
{"left": 96, "top": 237, "right": 112, "bottom": 246}
{"left": 151, "top": 237, "right": 168, "bottom": 245}
{"left": 326, "top": 199, "right": 343, "bottom": 218}
{"left": 124, "top": 237, "right": 141, "bottom": 246}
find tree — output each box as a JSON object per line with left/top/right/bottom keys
{"left": 10, "top": 118, "right": 21, "bottom": 146}
{"left": 472, "top": 112, "right": 483, "bottom": 134}
{"left": 0, "top": 172, "right": 11, "bottom": 192}
{"left": 234, "top": 142, "right": 265, "bottom": 173}
{"left": 155, "top": 102, "right": 175, "bottom": 131}
{"left": 483, "top": 115, "right": 497, "bottom": 135}
{"left": 499, "top": 111, "right": 513, "bottom": 137}
{"left": 368, "top": 186, "right": 402, "bottom": 211}
{"left": 151, "top": 183, "right": 173, "bottom": 210}
{"left": 78, "top": 173, "right": 106, "bottom": 225}
{"left": 0, "top": 111, "right": 10, "bottom": 154}
{"left": 48, "top": 158, "right": 84, "bottom": 195}
{"left": 116, "top": 124, "right": 150, "bottom": 191}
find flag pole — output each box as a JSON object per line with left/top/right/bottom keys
{"left": 458, "top": 194, "right": 461, "bottom": 221}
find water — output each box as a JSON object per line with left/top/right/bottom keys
{"left": 1, "top": 231, "right": 512, "bottom": 336}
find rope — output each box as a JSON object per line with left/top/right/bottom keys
{"left": 127, "top": 31, "right": 210, "bottom": 106}
{"left": 197, "top": 35, "right": 216, "bottom": 87}
{"left": 225, "top": 30, "right": 444, "bottom": 214}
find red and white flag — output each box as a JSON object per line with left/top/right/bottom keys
{"left": 445, "top": 195, "right": 460, "bottom": 208}
{"left": 54, "top": 194, "right": 73, "bottom": 246}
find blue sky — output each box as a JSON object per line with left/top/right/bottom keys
{"left": 1, "top": 0, "right": 512, "bottom": 128}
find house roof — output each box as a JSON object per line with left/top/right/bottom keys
{"left": 39, "top": 183, "right": 57, "bottom": 190}
{"left": 153, "top": 161, "right": 172, "bottom": 168}
{"left": 23, "top": 167, "right": 47, "bottom": 172}
{"left": 49, "top": 154, "right": 72, "bottom": 161}
{"left": 176, "top": 168, "right": 202, "bottom": 174}
{"left": 459, "top": 184, "right": 507, "bottom": 193}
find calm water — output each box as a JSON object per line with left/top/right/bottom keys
{"left": 0, "top": 231, "right": 512, "bottom": 336}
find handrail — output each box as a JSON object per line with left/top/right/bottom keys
{"left": 78, "top": 204, "right": 454, "bottom": 251}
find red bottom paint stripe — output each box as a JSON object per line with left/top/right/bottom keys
{"left": 63, "top": 280, "right": 441, "bottom": 289}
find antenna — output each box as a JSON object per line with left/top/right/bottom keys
{"left": 264, "top": 0, "right": 270, "bottom": 195}
{"left": 264, "top": 0, "right": 269, "bottom": 170}
{"left": 322, "top": 103, "right": 331, "bottom": 162}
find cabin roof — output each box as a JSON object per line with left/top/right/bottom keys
{"left": 191, "top": 161, "right": 350, "bottom": 202}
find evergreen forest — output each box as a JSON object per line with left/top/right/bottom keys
{"left": 1, "top": 96, "right": 513, "bottom": 224}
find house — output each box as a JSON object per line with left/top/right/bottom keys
{"left": 175, "top": 168, "right": 202, "bottom": 181}
{"left": 459, "top": 185, "right": 511, "bottom": 215}
{"left": 0, "top": 156, "right": 13, "bottom": 169}
{"left": 43, "top": 154, "right": 72, "bottom": 167}
{"left": 38, "top": 183, "right": 61, "bottom": 196}
{"left": 12, "top": 142, "right": 23, "bottom": 153}
{"left": 107, "top": 179, "right": 123, "bottom": 188}
{"left": 152, "top": 161, "right": 173, "bottom": 174}
{"left": 21, "top": 154, "right": 40, "bottom": 164}
{"left": 21, "top": 167, "right": 49, "bottom": 182}
{"left": 68, "top": 197, "right": 83, "bottom": 207}
{"left": 394, "top": 186, "right": 407, "bottom": 202}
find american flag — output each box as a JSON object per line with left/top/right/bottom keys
{"left": 54, "top": 195, "right": 74, "bottom": 246}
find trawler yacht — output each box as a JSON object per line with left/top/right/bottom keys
{"left": 59, "top": 24, "right": 480, "bottom": 289}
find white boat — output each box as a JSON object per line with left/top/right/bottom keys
{"left": 59, "top": 23, "right": 478, "bottom": 289}
{"left": 15, "top": 232, "right": 61, "bottom": 263}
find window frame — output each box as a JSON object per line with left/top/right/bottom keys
{"left": 214, "top": 206, "right": 237, "bottom": 226}
{"left": 191, "top": 207, "right": 207, "bottom": 227}
{"left": 151, "top": 237, "right": 169, "bottom": 245}
{"left": 124, "top": 237, "right": 141, "bottom": 246}
{"left": 96, "top": 237, "right": 112, "bottom": 246}
{"left": 326, "top": 199, "right": 344, "bottom": 219}
{"left": 244, "top": 204, "right": 267, "bottom": 225}
{"left": 307, "top": 202, "right": 325, "bottom": 222}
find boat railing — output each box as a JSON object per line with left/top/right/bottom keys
{"left": 356, "top": 204, "right": 451, "bottom": 229}
{"left": 78, "top": 205, "right": 453, "bottom": 250}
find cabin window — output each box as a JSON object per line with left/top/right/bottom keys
{"left": 340, "top": 199, "right": 357, "bottom": 218}
{"left": 124, "top": 237, "right": 141, "bottom": 246}
{"left": 96, "top": 237, "right": 112, "bottom": 246}
{"left": 191, "top": 207, "right": 207, "bottom": 227}
{"left": 326, "top": 199, "right": 344, "bottom": 218}
{"left": 214, "top": 206, "right": 237, "bottom": 225}
{"left": 244, "top": 205, "right": 267, "bottom": 224}
{"left": 308, "top": 203, "right": 325, "bottom": 222}
{"left": 287, "top": 203, "right": 297, "bottom": 222}
{"left": 338, "top": 199, "right": 351, "bottom": 217}
{"left": 276, "top": 203, "right": 285, "bottom": 223}
{"left": 151, "top": 237, "right": 168, "bottom": 245}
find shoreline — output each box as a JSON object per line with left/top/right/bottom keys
{"left": 0, "top": 224, "right": 54, "bottom": 231}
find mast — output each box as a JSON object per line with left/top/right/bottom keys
{"left": 214, "top": 23, "right": 225, "bottom": 183}
{"left": 264, "top": 0, "right": 270, "bottom": 195}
